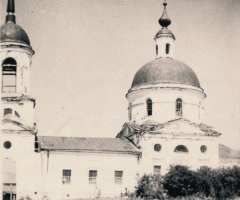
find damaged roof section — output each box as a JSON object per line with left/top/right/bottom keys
{"left": 116, "top": 118, "right": 221, "bottom": 147}
{"left": 38, "top": 136, "right": 140, "bottom": 154}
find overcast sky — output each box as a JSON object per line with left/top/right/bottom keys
{"left": 1, "top": 0, "right": 240, "bottom": 149}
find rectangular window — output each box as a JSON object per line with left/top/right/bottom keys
{"left": 2, "top": 65, "right": 16, "bottom": 93}
{"left": 114, "top": 171, "right": 123, "bottom": 184}
{"left": 153, "top": 166, "right": 161, "bottom": 175}
{"left": 62, "top": 169, "right": 71, "bottom": 184}
{"left": 89, "top": 170, "right": 97, "bottom": 184}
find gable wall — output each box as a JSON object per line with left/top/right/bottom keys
{"left": 140, "top": 134, "right": 219, "bottom": 175}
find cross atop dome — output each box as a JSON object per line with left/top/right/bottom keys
{"left": 6, "top": 0, "right": 16, "bottom": 23}
{"left": 158, "top": 0, "right": 171, "bottom": 28}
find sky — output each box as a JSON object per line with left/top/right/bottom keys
{"left": 1, "top": 0, "right": 240, "bottom": 149}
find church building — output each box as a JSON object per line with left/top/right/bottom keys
{"left": 1, "top": 0, "right": 239, "bottom": 200}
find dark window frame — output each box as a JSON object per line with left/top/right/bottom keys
{"left": 153, "top": 166, "right": 161, "bottom": 175}
{"left": 166, "top": 43, "right": 170, "bottom": 54}
{"left": 62, "top": 169, "right": 71, "bottom": 184}
{"left": 154, "top": 144, "right": 162, "bottom": 152}
{"left": 2, "top": 58, "right": 17, "bottom": 93}
{"left": 200, "top": 145, "right": 207, "bottom": 153}
{"left": 174, "top": 145, "right": 189, "bottom": 153}
{"left": 89, "top": 170, "right": 97, "bottom": 184}
{"left": 114, "top": 171, "right": 123, "bottom": 184}
{"left": 176, "top": 98, "right": 182, "bottom": 117}
{"left": 146, "top": 98, "right": 152, "bottom": 116}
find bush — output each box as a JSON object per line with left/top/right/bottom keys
{"left": 135, "top": 174, "right": 165, "bottom": 199}
{"left": 163, "top": 165, "right": 199, "bottom": 198}
{"left": 133, "top": 165, "right": 240, "bottom": 199}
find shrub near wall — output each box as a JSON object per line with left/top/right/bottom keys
{"left": 134, "top": 165, "right": 240, "bottom": 200}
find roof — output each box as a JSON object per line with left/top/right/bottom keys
{"left": 219, "top": 144, "right": 240, "bottom": 158}
{"left": 38, "top": 136, "right": 140, "bottom": 154}
{"left": 117, "top": 118, "right": 221, "bottom": 147}
{"left": 1, "top": 21, "right": 30, "bottom": 45}
{"left": 131, "top": 58, "right": 200, "bottom": 88}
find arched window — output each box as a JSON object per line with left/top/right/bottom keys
{"left": 3, "top": 108, "right": 12, "bottom": 118}
{"left": 166, "top": 43, "right": 170, "bottom": 54}
{"left": 2, "top": 58, "right": 17, "bottom": 93}
{"left": 174, "top": 145, "right": 188, "bottom": 153}
{"left": 176, "top": 98, "right": 182, "bottom": 117}
{"left": 146, "top": 99, "right": 152, "bottom": 116}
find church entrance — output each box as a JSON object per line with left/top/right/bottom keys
{"left": 2, "top": 158, "right": 16, "bottom": 200}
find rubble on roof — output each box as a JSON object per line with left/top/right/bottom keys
{"left": 116, "top": 118, "right": 221, "bottom": 147}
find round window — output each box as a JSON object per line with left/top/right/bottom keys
{"left": 200, "top": 145, "right": 207, "bottom": 153}
{"left": 154, "top": 144, "right": 161, "bottom": 152}
{"left": 3, "top": 141, "right": 11, "bottom": 149}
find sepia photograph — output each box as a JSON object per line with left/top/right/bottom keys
{"left": 1, "top": 0, "right": 240, "bottom": 199}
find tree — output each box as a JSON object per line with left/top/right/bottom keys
{"left": 163, "top": 165, "right": 199, "bottom": 198}
{"left": 135, "top": 174, "right": 165, "bottom": 199}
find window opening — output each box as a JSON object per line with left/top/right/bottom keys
{"left": 114, "top": 171, "right": 123, "bottom": 184}
{"left": 153, "top": 166, "right": 161, "bottom": 175}
{"left": 89, "top": 170, "right": 97, "bottom": 184}
{"left": 200, "top": 145, "right": 207, "bottom": 153}
{"left": 166, "top": 43, "right": 170, "bottom": 54}
{"left": 129, "top": 103, "right": 132, "bottom": 120}
{"left": 14, "top": 111, "right": 20, "bottom": 118}
{"left": 3, "top": 141, "right": 12, "bottom": 149}
{"left": 154, "top": 144, "right": 161, "bottom": 152}
{"left": 2, "top": 58, "right": 17, "bottom": 93}
{"left": 62, "top": 170, "right": 71, "bottom": 184}
{"left": 176, "top": 98, "right": 182, "bottom": 117}
{"left": 4, "top": 108, "right": 12, "bottom": 118}
{"left": 147, "top": 99, "right": 152, "bottom": 116}
{"left": 174, "top": 145, "right": 188, "bottom": 153}
{"left": 156, "top": 45, "right": 158, "bottom": 55}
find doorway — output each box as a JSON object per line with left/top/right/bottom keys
{"left": 2, "top": 158, "right": 16, "bottom": 200}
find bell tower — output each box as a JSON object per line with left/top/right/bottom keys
{"left": 1, "top": 1, "right": 41, "bottom": 198}
{"left": 1, "top": 0, "right": 35, "bottom": 127}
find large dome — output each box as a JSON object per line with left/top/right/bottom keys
{"left": 1, "top": 21, "right": 30, "bottom": 45}
{"left": 131, "top": 58, "right": 200, "bottom": 88}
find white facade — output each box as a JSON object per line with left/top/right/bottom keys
{"left": 127, "top": 83, "right": 205, "bottom": 124}
{"left": 40, "top": 152, "right": 139, "bottom": 200}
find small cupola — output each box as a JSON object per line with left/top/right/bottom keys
{"left": 0, "top": 0, "right": 31, "bottom": 46}
{"left": 154, "top": 0, "right": 175, "bottom": 59}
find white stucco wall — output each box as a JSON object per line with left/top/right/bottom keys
{"left": 2, "top": 133, "right": 42, "bottom": 200}
{"left": 2, "top": 101, "right": 35, "bottom": 127}
{"left": 139, "top": 134, "right": 219, "bottom": 176}
{"left": 127, "top": 84, "right": 205, "bottom": 124}
{"left": 40, "top": 151, "right": 139, "bottom": 200}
